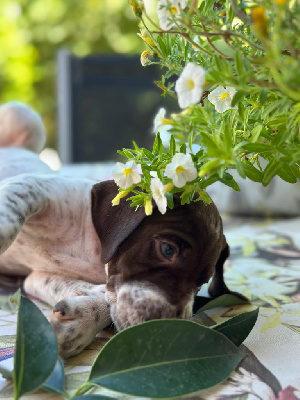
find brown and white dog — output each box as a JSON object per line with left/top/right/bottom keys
{"left": 0, "top": 102, "right": 234, "bottom": 358}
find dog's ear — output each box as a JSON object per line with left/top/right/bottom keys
{"left": 91, "top": 180, "right": 147, "bottom": 264}
{"left": 208, "top": 241, "right": 248, "bottom": 300}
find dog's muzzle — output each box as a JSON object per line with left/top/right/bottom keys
{"left": 107, "top": 282, "right": 193, "bottom": 331}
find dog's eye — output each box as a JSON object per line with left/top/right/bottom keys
{"left": 160, "top": 242, "right": 176, "bottom": 259}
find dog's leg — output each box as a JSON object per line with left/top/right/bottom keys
{"left": 24, "top": 271, "right": 112, "bottom": 358}
{"left": 0, "top": 175, "right": 48, "bottom": 254}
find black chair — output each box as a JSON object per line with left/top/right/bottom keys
{"left": 57, "top": 51, "right": 178, "bottom": 163}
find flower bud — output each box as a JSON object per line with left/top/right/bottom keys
{"left": 112, "top": 190, "right": 130, "bottom": 206}
{"left": 252, "top": 7, "right": 268, "bottom": 38}
{"left": 128, "top": 0, "right": 143, "bottom": 18}
{"left": 141, "top": 50, "right": 152, "bottom": 66}
{"left": 145, "top": 199, "right": 153, "bottom": 216}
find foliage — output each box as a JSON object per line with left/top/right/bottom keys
{"left": 9, "top": 294, "right": 258, "bottom": 399}
{"left": 0, "top": 0, "right": 144, "bottom": 147}
{"left": 113, "top": 0, "right": 300, "bottom": 214}
{"left": 13, "top": 296, "right": 58, "bottom": 399}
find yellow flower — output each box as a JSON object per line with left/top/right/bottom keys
{"left": 141, "top": 50, "right": 152, "bottom": 66}
{"left": 274, "top": 0, "right": 288, "bottom": 4}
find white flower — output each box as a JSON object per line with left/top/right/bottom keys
{"left": 150, "top": 178, "right": 167, "bottom": 214}
{"left": 207, "top": 86, "right": 237, "bottom": 113}
{"left": 165, "top": 153, "right": 197, "bottom": 188}
{"left": 175, "top": 62, "right": 206, "bottom": 109}
{"left": 157, "top": 0, "right": 186, "bottom": 31}
{"left": 153, "top": 108, "right": 173, "bottom": 147}
{"left": 112, "top": 160, "right": 141, "bottom": 189}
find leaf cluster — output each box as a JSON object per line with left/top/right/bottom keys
{"left": 121, "top": 0, "right": 299, "bottom": 212}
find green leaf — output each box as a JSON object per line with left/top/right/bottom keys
{"left": 250, "top": 124, "right": 263, "bottom": 143}
{"left": 180, "top": 143, "right": 187, "bottom": 153}
{"left": 42, "top": 358, "right": 66, "bottom": 396}
{"left": 241, "top": 143, "right": 272, "bottom": 153}
{"left": 220, "top": 172, "right": 241, "bottom": 190}
{"left": 278, "top": 164, "right": 298, "bottom": 183}
{"left": 235, "top": 159, "right": 246, "bottom": 179}
{"left": 89, "top": 320, "right": 244, "bottom": 398}
{"left": 196, "top": 294, "right": 249, "bottom": 312}
{"left": 235, "top": 51, "right": 243, "bottom": 75}
{"left": 290, "top": 164, "right": 300, "bottom": 178}
{"left": 212, "top": 308, "right": 259, "bottom": 347}
{"left": 142, "top": 148, "right": 154, "bottom": 161}
{"left": 169, "top": 135, "right": 176, "bottom": 156}
{"left": 13, "top": 296, "right": 58, "bottom": 399}
{"left": 243, "top": 163, "right": 263, "bottom": 182}
{"left": 259, "top": 89, "right": 268, "bottom": 105}
{"left": 152, "top": 133, "right": 161, "bottom": 154}
{"left": 261, "top": 100, "right": 283, "bottom": 119}
{"left": 165, "top": 191, "right": 174, "bottom": 209}
{"left": 262, "top": 158, "right": 282, "bottom": 186}
{"left": 271, "top": 129, "right": 291, "bottom": 147}
{"left": 197, "top": 190, "right": 212, "bottom": 204}
{"left": 231, "top": 90, "right": 247, "bottom": 107}
{"left": 132, "top": 141, "right": 141, "bottom": 153}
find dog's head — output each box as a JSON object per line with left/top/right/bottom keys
{"left": 91, "top": 180, "right": 229, "bottom": 330}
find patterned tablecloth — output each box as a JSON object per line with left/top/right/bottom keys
{"left": 1, "top": 216, "right": 299, "bottom": 400}
{"left": 0, "top": 162, "right": 299, "bottom": 399}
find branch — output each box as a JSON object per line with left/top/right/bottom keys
{"left": 200, "top": 23, "right": 233, "bottom": 60}
{"left": 229, "top": 0, "right": 251, "bottom": 25}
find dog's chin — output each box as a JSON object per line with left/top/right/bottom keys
{"left": 108, "top": 282, "right": 194, "bottom": 331}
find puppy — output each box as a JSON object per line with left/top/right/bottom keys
{"left": 0, "top": 102, "right": 233, "bottom": 358}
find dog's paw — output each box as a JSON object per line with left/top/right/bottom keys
{"left": 48, "top": 295, "right": 111, "bottom": 358}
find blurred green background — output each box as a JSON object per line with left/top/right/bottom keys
{"left": 0, "top": 0, "right": 150, "bottom": 148}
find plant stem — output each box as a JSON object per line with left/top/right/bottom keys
{"left": 200, "top": 23, "right": 232, "bottom": 60}
{"left": 156, "top": 27, "right": 265, "bottom": 52}
{"left": 229, "top": 0, "right": 251, "bottom": 25}
{"left": 71, "top": 382, "right": 94, "bottom": 398}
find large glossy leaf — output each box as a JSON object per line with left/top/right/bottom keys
{"left": 212, "top": 308, "right": 259, "bottom": 347}
{"left": 89, "top": 319, "right": 244, "bottom": 398}
{"left": 42, "top": 358, "right": 66, "bottom": 396}
{"left": 196, "top": 294, "right": 249, "bottom": 313}
{"left": 13, "top": 296, "right": 58, "bottom": 399}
